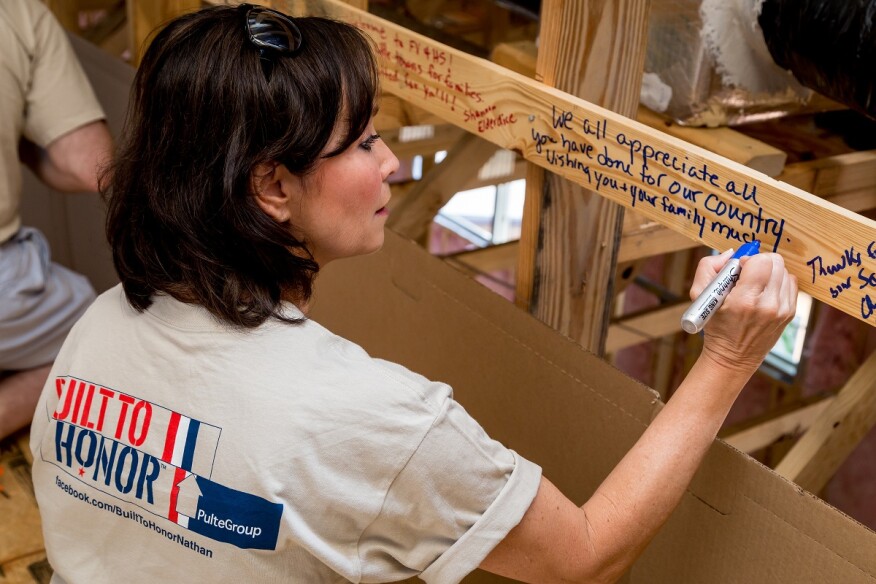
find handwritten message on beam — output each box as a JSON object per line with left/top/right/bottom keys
{"left": 282, "top": 0, "right": 876, "bottom": 326}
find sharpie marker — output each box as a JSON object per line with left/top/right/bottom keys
{"left": 681, "top": 240, "right": 761, "bottom": 334}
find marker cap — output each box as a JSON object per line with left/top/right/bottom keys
{"left": 732, "top": 240, "right": 760, "bottom": 260}
{"left": 679, "top": 241, "right": 761, "bottom": 335}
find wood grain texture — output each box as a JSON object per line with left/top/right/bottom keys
{"left": 515, "top": 0, "right": 651, "bottom": 354}
{"left": 619, "top": 150, "right": 876, "bottom": 261}
{"left": 605, "top": 301, "right": 688, "bottom": 353}
{"left": 387, "top": 132, "right": 497, "bottom": 241}
{"left": 775, "top": 351, "right": 876, "bottom": 493}
{"left": 127, "top": 0, "right": 203, "bottom": 66}
{"left": 723, "top": 398, "right": 835, "bottom": 455}
{"left": 492, "top": 41, "right": 787, "bottom": 176}
{"left": 266, "top": 0, "right": 876, "bottom": 326}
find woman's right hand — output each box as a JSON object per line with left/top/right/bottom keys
{"left": 689, "top": 250, "right": 798, "bottom": 375}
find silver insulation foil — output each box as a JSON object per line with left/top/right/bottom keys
{"left": 642, "top": 0, "right": 836, "bottom": 127}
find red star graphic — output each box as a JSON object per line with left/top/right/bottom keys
{"left": 78, "top": 467, "right": 85, "bottom": 477}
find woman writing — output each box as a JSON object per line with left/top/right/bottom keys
{"left": 30, "top": 4, "right": 797, "bottom": 583}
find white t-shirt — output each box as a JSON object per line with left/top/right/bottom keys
{"left": 30, "top": 285, "right": 541, "bottom": 583}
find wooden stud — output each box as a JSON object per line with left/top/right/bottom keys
{"left": 780, "top": 150, "right": 876, "bottom": 194}
{"left": 722, "top": 397, "right": 836, "bottom": 455}
{"left": 774, "top": 350, "right": 876, "bottom": 493}
{"left": 515, "top": 0, "right": 652, "bottom": 355}
{"left": 380, "top": 125, "right": 465, "bottom": 161}
{"left": 127, "top": 0, "right": 203, "bottom": 66}
{"left": 651, "top": 248, "right": 693, "bottom": 397}
{"left": 387, "top": 132, "right": 498, "bottom": 242}
{"left": 618, "top": 221, "right": 699, "bottom": 263}
{"left": 636, "top": 108, "right": 787, "bottom": 178}
{"left": 443, "top": 241, "right": 519, "bottom": 276}
{"left": 625, "top": 149, "right": 876, "bottom": 262}
{"left": 605, "top": 300, "right": 688, "bottom": 353}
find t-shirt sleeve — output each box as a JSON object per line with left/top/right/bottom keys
{"left": 22, "top": 3, "right": 105, "bottom": 147}
{"left": 356, "top": 394, "right": 542, "bottom": 584}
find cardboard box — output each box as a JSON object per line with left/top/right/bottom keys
{"left": 312, "top": 233, "right": 876, "bottom": 583}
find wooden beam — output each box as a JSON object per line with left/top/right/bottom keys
{"left": 722, "top": 397, "right": 836, "bottom": 455}
{"left": 375, "top": 94, "right": 447, "bottom": 131}
{"left": 780, "top": 150, "right": 876, "bottom": 193}
{"left": 515, "top": 0, "right": 652, "bottom": 355}
{"left": 490, "top": 40, "right": 538, "bottom": 77}
{"left": 618, "top": 151, "right": 876, "bottom": 262}
{"left": 825, "top": 187, "right": 876, "bottom": 214}
{"left": 387, "top": 132, "right": 498, "bottom": 241}
{"left": 127, "top": 0, "right": 203, "bottom": 66}
{"left": 636, "top": 108, "right": 787, "bottom": 178}
{"left": 256, "top": 0, "right": 876, "bottom": 326}
{"left": 651, "top": 249, "right": 692, "bottom": 398}
{"left": 605, "top": 300, "right": 688, "bottom": 353}
{"left": 618, "top": 220, "right": 700, "bottom": 263}
{"left": 443, "top": 241, "right": 519, "bottom": 275}
{"left": 491, "top": 40, "right": 788, "bottom": 177}
{"left": 618, "top": 189, "right": 876, "bottom": 264}
{"left": 380, "top": 124, "right": 465, "bottom": 160}
{"left": 458, "top": 160, "right": 526, "bottom": 192}
{"left": 774, "top": 351, "right": 876, "bottom": 493}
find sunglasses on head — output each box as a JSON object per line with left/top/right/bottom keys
{"left": 239, "top": 3, "right": 303, "bottom": 81}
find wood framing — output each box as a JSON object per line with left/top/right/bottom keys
{"left": 623, "top": 150, "right": 876, "bottom": 262}
{"left": 721, "top": 397, "right": 835, "bottom": 454}
{"left": 618, "top": 220, "right": 698, "bottom": 263}
{"left": 442, "top": 241, "right": 519, "bottom": 277}
{"left": 491, "top": 41, "right": 789, "bottom": 177}
{"left": 380, "top": 124, "right": 464, "bottom": 160}
{"left": 514, "top": 0, "right": 651, "bottom": 355}
{"left": 388, "top": 132, "right": 498, "bottom": 241}
{"left": 636, "top": 108, "right": 787, "bottom": 178}
{"left": 271, "top": 0, "right": 876, "bottom": 326}
{"left": 126, "top": 0, "right": 203, "bottom": 65}
{"left": 774, "top": 350, "right": 876, "bottom": 493}
{"left": 650, "top": 248, "right": 692, "bottom": 398}
{"left": 605, "top": 300, "right": 688, "bottom": 353}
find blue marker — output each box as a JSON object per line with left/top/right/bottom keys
{"left": 681, "top": 240, "right": 761, "bottom": 334}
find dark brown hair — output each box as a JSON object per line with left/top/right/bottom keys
{"left": 104, "top": 5, "right": 379, "bottom": 327}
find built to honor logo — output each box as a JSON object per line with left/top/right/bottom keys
{"left": 40, "top": 376, "right": 283, "bottom": 550}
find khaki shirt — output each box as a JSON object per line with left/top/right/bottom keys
{"left": 0, "top": 0, "right": 105, "bottom": 243}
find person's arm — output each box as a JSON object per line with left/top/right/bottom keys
{"left": 480, "top": 251, "right": 798, "bottom": 584}
{"left": 19, "top": 119, "right": 113, "bottom": 193}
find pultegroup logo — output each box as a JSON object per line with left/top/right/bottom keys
{"left": 39, "top": 376, "right": 283, "bottom": 552}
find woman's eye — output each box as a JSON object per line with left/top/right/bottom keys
{"left": 359, "top": 133, "right": 381, "bottom": 151}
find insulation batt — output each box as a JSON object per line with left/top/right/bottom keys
{"left": 758, "top": 0, "right": 876, "bottom": 119}
{"left": 700, "top": 0, "right": 805, "bottom": 95}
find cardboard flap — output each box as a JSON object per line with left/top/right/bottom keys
{"left": 312, "top": 230, "right": 876, "bottom": 583}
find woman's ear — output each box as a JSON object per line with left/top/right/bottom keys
{"left": 251, "top": 162, "right": 297, "bottom": 222}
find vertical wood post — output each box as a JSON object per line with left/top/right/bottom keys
{"left": 127, "top": 0, "right": 203, "bottom": 66}
{"left": 515, "top": 0, "right": 651, "bottom": 355}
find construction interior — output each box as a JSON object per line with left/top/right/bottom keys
{"left": 2, "top": 0, "right": 876, "bottom": 582}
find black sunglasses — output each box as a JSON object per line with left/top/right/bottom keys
{"left": 239, "top": 4, "right": 303, "bottom": 81}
